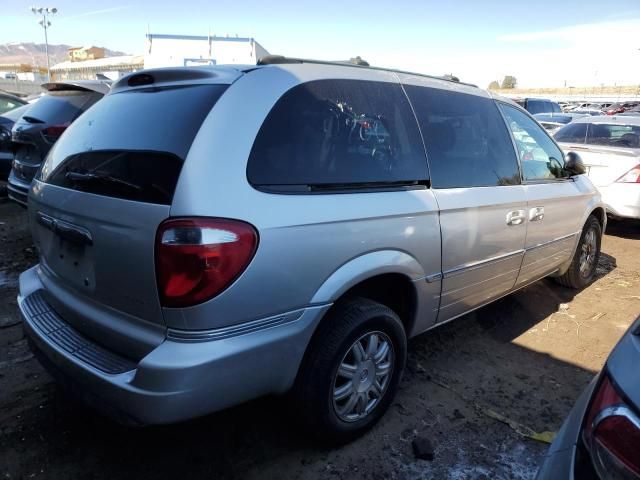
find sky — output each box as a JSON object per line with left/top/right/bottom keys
{"left": 1, "top": 0, "right": 640, "bottom": 88}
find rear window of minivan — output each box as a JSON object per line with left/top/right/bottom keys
{"left": 247, "top": 79, "right": 428, "bottom": 191}
{"left": 39, "top": 84, "right": 227, "bottom": 204}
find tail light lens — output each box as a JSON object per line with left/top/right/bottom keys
{"left": 41, "top": 123, "right": 69, "bottom": 143}
{"left": 616, "top": 165, "right": 640, "bottom": 184}
{"left": 583, "top": 375, "right": 640, "bottom": 478}
{"left": 155, "top": 218, "right": 258, "bottom": 308}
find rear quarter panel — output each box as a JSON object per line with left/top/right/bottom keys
{"left": 168, "top": 66, "right": 442, "bottom": 331}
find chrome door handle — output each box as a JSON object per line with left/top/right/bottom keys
{"left": 529, "top": 206, "right": 545, "bottom": 222}
{"left": 506, "top": 209, "right": 526, "bottom": 226}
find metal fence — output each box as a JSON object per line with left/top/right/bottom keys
{"left": 0, "top": 78, "right": 42, "bottom": 96}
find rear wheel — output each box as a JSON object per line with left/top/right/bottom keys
{"left": 293, "top": 297, "right": 407, "bottom": 443}
{"left": 555, "top": 215, "right": 602, "bottom": 289}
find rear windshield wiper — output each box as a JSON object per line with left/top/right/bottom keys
{"left": 21, "top": 115, "right": 45, "bottom": 124}
{"left": 65, "top": 171, "right": 142, "bottom": 191}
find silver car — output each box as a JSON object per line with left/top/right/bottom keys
{"left": 554, "top": 115, "right": 640, "bottom": 219}
{"left": 18, "top": 58, "right": 606, "bottom": 442}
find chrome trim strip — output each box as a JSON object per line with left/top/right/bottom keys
{"left": 167, "top": 309, "right": 307, "bottom": 342}
{"left": 593, "top": 405, "right": 640, "bottom": 430}
{"left": 525, "top": 231, "right": 579, "bottom": 252}
{"left": 443, "top": 249, "right": 525, "bottom": 279}
{"left": 425, "top": 272, "right": 442, "bottom": 283}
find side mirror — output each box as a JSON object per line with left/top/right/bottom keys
{"left": 564, "top": 151, "right": 586, "bottom": 176}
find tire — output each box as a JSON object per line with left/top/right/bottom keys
{"left": 293, "top": 297, "right": 407, "bottom": 444}
{"left": 555, "top": 215, "right": 602, "bottom": 289}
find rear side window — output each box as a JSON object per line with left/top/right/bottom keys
{"left": 554, "top": 123, "right": 588, "bottom": 144}
{"left": 22, "top": 90, "right": 102, "bottom": 124}
{"left": 247, "top": 79, "right": 427, "bottom": 191}
{"left": 0, "top": 96, "right": 24, "bottom": 115}
{"left": 404, "top": 86, "right": 519, "bottom": 188}
{"left": 527, "top": 100, "right": 544, "bottom": 114}
{"left": 39, "top": 84, "right": 227, "bottom": 204}
{"left": 552, "top": 102, "right": 562, "bottom": 113}
{"left": 586, "top": 124, "right": 640, "bottom": 148}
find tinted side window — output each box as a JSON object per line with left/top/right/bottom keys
{"left": 404, "top": 86, "right": 519, "bottom": 188}
{"left": 0, "top": 97, "right": 23, "bottom": 115}
{"left": 247, "top": 79, "right": 427, "bottom": 189}
{"left": 586, "top": 124, "right": 640, "bottom": 148}
{"left": 552, "top": 102, "right": 562, "bottom": 113}
{"left": 554, "top": 123, "right": 588, "bottom": 144}
{"left": 499, "top": 104, "right": 566, "bottom": 181}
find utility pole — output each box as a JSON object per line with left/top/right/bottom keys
{"left": 30, "top": 6, "right": 57, "bottom": 82}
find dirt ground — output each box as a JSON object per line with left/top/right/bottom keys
{"left": 1, "top": 198, "right": 639, "bottom": 480}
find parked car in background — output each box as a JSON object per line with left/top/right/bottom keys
{"left": 0, "top": 91, "right": 27, "bottom": 115}
{"left": 604, "top": 101, "right": 640, "bottom": 115}
{"left": 515, "top": 97, "right": 562, "bottom": 115}
{"left": 571, "top": 108, "right": 604, "bottom": 116}
{"left": 555, "top": 116, "right": 640, "bottom": 219}
{"left": 534, "top": 113, "right": 587, "bottom": 134}
{"left": 536, "top": 314, "right": 640, "bottom": 479}
{"left": 7, "top": 80, "right": 109, "bottom": 205}
{"left": 17, "top": 60, "right": 605, "bottom": 443}
{"left": 619, "top": 106, "right": 640, "bottom": 117}
{"left": 0, "top": 103, "right": 31, "bottom": 181}
{"left": 589, "top": 102, "right": 612, "bottom": 110}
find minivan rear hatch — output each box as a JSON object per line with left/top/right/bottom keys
{"left": 29, "top": 71, "right": 233, "bottom": 356}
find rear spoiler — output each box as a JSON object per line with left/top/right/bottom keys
{"left": 41, "top": 81, "right": 111, "bottom": 95}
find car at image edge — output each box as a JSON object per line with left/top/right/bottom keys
{"left": 18, "top": 58, "right": 606, "bottom": 443}
{"left": 7, "top": 80, "right": 109, "bottom": 205}
{"left": 536, "top": 314, "right": 640, "bottom": 479}
{"left": 0, "top": 103, "right": 31, "bottom": 181}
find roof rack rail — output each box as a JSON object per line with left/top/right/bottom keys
{"left": 257, "top": 55, "right": 369, "bottom": 67}
{"left": 255, "top": 55, "right": 477, "bottom": 88}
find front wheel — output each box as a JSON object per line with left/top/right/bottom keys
{"left": 293, "top": 297, "right": 407, "bottom": 443}
{"left": 555, "top": 215, "right": 602, "bottom": 289}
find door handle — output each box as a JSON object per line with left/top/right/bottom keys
{"left": 529, "top": 206, "right": 545, "bottom": 222}
{"left": 506, "top": 209, "right": 526, "bottom": 226}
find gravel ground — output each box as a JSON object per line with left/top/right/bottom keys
{"left": 0, "top": 198, "right": 638, "bottom": 480}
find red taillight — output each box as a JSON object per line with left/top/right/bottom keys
{"left": 583, "top": 375, "right": 640, "bottom": 478}
{"left": 616, "top": 165, "right": 640, "bottom": 184}
{"left": 41, "top": 123, "right": 69, "bottom": 143}
{"left": 155, "top": 218, "right": 258, "bottom": 308}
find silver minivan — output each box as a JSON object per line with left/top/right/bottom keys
{"left": 18, "top": 58, "right": 606, "bottom": 442}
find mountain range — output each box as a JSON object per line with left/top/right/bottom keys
{"left": 0, "top": 42, "right": 128, "bottom": 66}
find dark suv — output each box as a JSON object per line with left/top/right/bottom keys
{"left": 7, "top": 81, "right": 108, "bottom": 205}
{"left": 515, "top": 98, "right": 562, "bottom": 115}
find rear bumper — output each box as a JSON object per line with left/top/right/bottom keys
{"left": 19, "top": 265, "right": 329, "bottom": 425}
{"left": 535, "top": 374, "right": 600, "bottom": 479}
{"left": 7, "top": 170, "right": 29, "bottom": 206}
{"left": 599, "top": 184, "right": 640, "bottom": 219}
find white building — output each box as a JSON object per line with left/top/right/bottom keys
{"left": 144, "top": 33, "right": 269, "bottom": 69}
